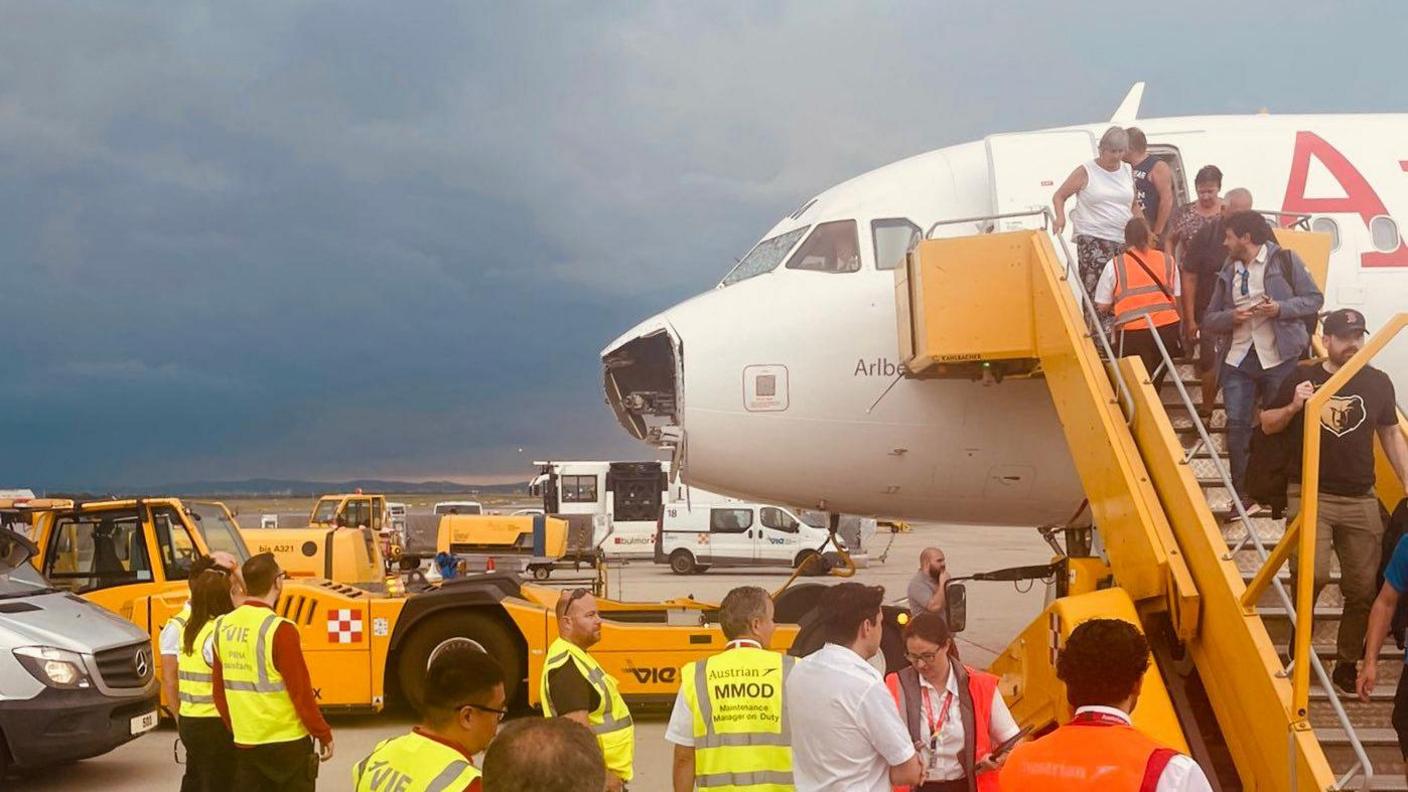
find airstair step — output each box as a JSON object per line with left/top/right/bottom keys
{"left": 1316, "top": 728, "right": 1404, "bottom": 780}
{"left": 1310, "top": 697, "right": 1397, "bottom": 730}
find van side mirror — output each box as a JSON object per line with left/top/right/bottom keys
{"left": 946, "top": 583, "right": 967, "bottom": 633}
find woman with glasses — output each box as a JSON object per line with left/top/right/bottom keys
{"left": 353, "top": 640, "right": 506, "bottom": 792}
{"left": 177, "top": 568, "right": 237, "bottom": 792}
{"left": 883, "top": 613, "right": 1021, "bottom": 792}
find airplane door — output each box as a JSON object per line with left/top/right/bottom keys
{"left": 984, "top": 131, "right": 1097, "bottom": 231}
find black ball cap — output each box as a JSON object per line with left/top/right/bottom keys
{"left": 1323, "top": 308, "right": 1368, "bottom": 338}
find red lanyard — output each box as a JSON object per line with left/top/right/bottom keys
{"left": 920, "top": 685, "right": 955, "bottom": 741}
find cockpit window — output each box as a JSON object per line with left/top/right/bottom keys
{"left": 872, "top": 218, "right": 921, "bottom": 271}
{"left": 785, "top": 220, "right": 860, "bottom": 274}
{"left": 721, "top": 226, "right": 809, "bottom": 286}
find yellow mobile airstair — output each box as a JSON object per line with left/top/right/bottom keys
{"left": 895, "top": 209, "right": 1408, "bottom": 790}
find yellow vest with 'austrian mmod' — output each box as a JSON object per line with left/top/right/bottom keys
{"left": 681, "top": 646, "right": 795, "bottom": 792}
{"left": 215, "top": 604, "right": 308, "bottom": 745}
{"left": 353, "top": 731, "right": 481, "bottom": 792}
{"left": 539, "top": 637, "right": 635, "bottom": 781}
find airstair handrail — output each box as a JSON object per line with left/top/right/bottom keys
{"left": 1255, "top": 209, "right": 1313, "bottom": 231}
{"left": 1141, "top": 313, "right": 1394, "bottom": 791}
{"left": 923, "top": 208, "right": 1137, "bottom": 422}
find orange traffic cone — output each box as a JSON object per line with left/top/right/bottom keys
{"left": 486, "top": 557, "right": 496, "bottom": 572}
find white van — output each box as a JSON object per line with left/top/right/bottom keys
{"left": 656, "top": 501, "right": 837, "bottom": 574}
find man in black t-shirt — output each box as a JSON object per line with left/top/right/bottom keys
{"left": 1261, "top": 308, "right": 1408, "bottom": 693}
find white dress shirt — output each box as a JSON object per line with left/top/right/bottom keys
{"left": 1225, "top": 245, "right": 1283, "bottom": 368}
{"left": 916, "top": 668, "right": 1021, "bottom": 782}
{"left": 785, "top": 643, "right": 916, "bottom": 792}
{"left": 1073, "top": 706, "right": 1214, "bottom": 792}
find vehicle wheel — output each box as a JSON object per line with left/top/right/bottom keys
{"left": 531, "top": 566, "right": 552, "bottom": 581}
{"left": 398, "top": 555, "right": 420, "bottom": 572}
{"left": 773, "top": 582, "right": 827, "bottom": 624}
{"left": 397, "top": 611, "right": 525, "bottom": 712}
{"left": 669, "top": 550, "right": 697, "bottom": 575}
{"left": 794, "top": 550, "right": 828, "bottom": 576}
{"left": 786, "top": 602, "right": 907, "bottom": 676}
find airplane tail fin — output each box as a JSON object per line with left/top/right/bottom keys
{"left": 1110, "top": 82, "right": 1145, "bottom": 124}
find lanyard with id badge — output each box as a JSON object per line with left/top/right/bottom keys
{"left": 920, "top": 686, "right": 956, "bottom": 774}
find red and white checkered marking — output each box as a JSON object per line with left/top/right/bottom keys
{"left": 328, "top": 608, "right": 363, "bottom": 644}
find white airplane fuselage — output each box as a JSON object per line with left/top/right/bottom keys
{"left": 603, "top": 112, "right": 1408, "bottom": 524}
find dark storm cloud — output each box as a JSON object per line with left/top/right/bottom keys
{"left": 0, "top": 1, "right": 1400, "bottom": 486}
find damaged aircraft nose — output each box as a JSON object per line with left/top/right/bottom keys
{"left": 601, "top": 319, "right": 682, "bottom": 446}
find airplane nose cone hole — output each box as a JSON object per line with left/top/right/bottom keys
{"left": 603, "top": 328, "right": 681, "bottom": 444}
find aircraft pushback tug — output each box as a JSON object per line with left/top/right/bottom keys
{"left": 895, "top": 210, "right": 1408, "bottom": 791}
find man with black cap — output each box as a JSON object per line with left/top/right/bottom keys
{"left": 1261, "top": 308, "right": 1408, "bottom": 693}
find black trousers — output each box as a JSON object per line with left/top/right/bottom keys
{"left": 178, "top": 716, "right": 236, "bottom": 792}
{"left": 233, "top": 736, "right": 318, "bottom": 792}
{"left": 1118, "top": 322, "right": 1183, "bottom": 392}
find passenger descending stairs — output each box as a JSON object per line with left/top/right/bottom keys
{"left": 896, "top": 214, "right": 1408, "bottom": 791}
{"left": 1165, "top": 358, "right": 1408, "bottom": 789}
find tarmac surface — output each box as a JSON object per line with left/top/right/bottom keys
{"left": 11, "top": 520, "right": 1051, "bottom": 790}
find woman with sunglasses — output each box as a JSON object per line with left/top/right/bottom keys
{"left": 353, "top": 640, "right": 506, "bottom": 792}
{"left": 178, "top": 568, "right": 237, "bottom": 792}
{"left": 883, "top": 613, "right": 1021, "bottom": 792}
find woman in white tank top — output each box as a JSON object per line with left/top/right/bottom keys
{"left": 1053, "top": 126, "right": 1137, "bottom": 297}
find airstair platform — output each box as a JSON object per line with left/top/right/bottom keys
{"left": 895, "top": 211, "right": 1408, "bottom": 791}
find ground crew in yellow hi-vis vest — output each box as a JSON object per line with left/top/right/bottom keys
{"left": 159, "top": 551, "right": 239, "bottom": 724}
{"left": 353, "top": 640, "right": 506, "bottom": 792}
{"left": 666, "top": 586, "right": 795, "bottom": 792}
{"left": 177, "top": 567, "right": 238, "bottom": 792}
{"left": 213, "top": 553, "right": 334, "bottom": 792}
{"left": 540, "top": 588, "right": 635, "bottom": 791}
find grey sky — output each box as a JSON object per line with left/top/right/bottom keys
{"left": 2, "top": 1, "right": 1402, "bottom": 487}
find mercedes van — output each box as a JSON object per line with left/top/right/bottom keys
{"left": 0, "top": 517, "right": 159, "bottom": 774}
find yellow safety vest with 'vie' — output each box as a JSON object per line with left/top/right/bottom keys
{"left": 681, "top": 644, "right": 795, "bottom": 792}
{"left": 216, "top": 604, "right": 308, "bottom": 745}
{"left": 178, "top": 618, "right": 219, "bottom": 718}
{"left": 540, "top": 637, "right": 635, "bottom": 781}
{"left": 353, "top": 730, "right": 481, "bottom": 792}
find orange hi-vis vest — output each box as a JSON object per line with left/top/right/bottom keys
{"left": 1112, "top": 249, "right": 1179, "bottom": 331}
{"left": 884, "top": 664, "right": 1001, "bottom": 792}
{"left": 998, "top": 710, "right": 1180, "bottom": 792}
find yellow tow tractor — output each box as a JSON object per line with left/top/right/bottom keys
{"left": 16, "top": 489, "right": 904, "bottom": 718}
{"left": 239, "top": 492, "right": 394, "bottom": 585}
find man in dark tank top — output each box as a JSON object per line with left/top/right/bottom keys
{"left": 1124, "top": 127, "right": 1174, "bottom": 246}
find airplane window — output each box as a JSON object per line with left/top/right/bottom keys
{"left": 1370, "top": 216, "right": 1400, "bottom": 253}
{"left": 722, "top": 226, "right": 809, "bottom": 286}
{"left": 872, "top": 218, "right": 921, "bottom": 271}
{"left": 785, "top": 220, "right": 860, "bottom": 274}
{"left": 1310, "top": 217, "right": 1340, "bottom": 251}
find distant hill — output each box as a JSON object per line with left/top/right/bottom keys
{"left": 54, "top": 478, "right": 530, "bottom": 498}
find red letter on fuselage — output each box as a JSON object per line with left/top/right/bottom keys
{"left": 1281, "top": 131, "right": 1408, "bottom": 267}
